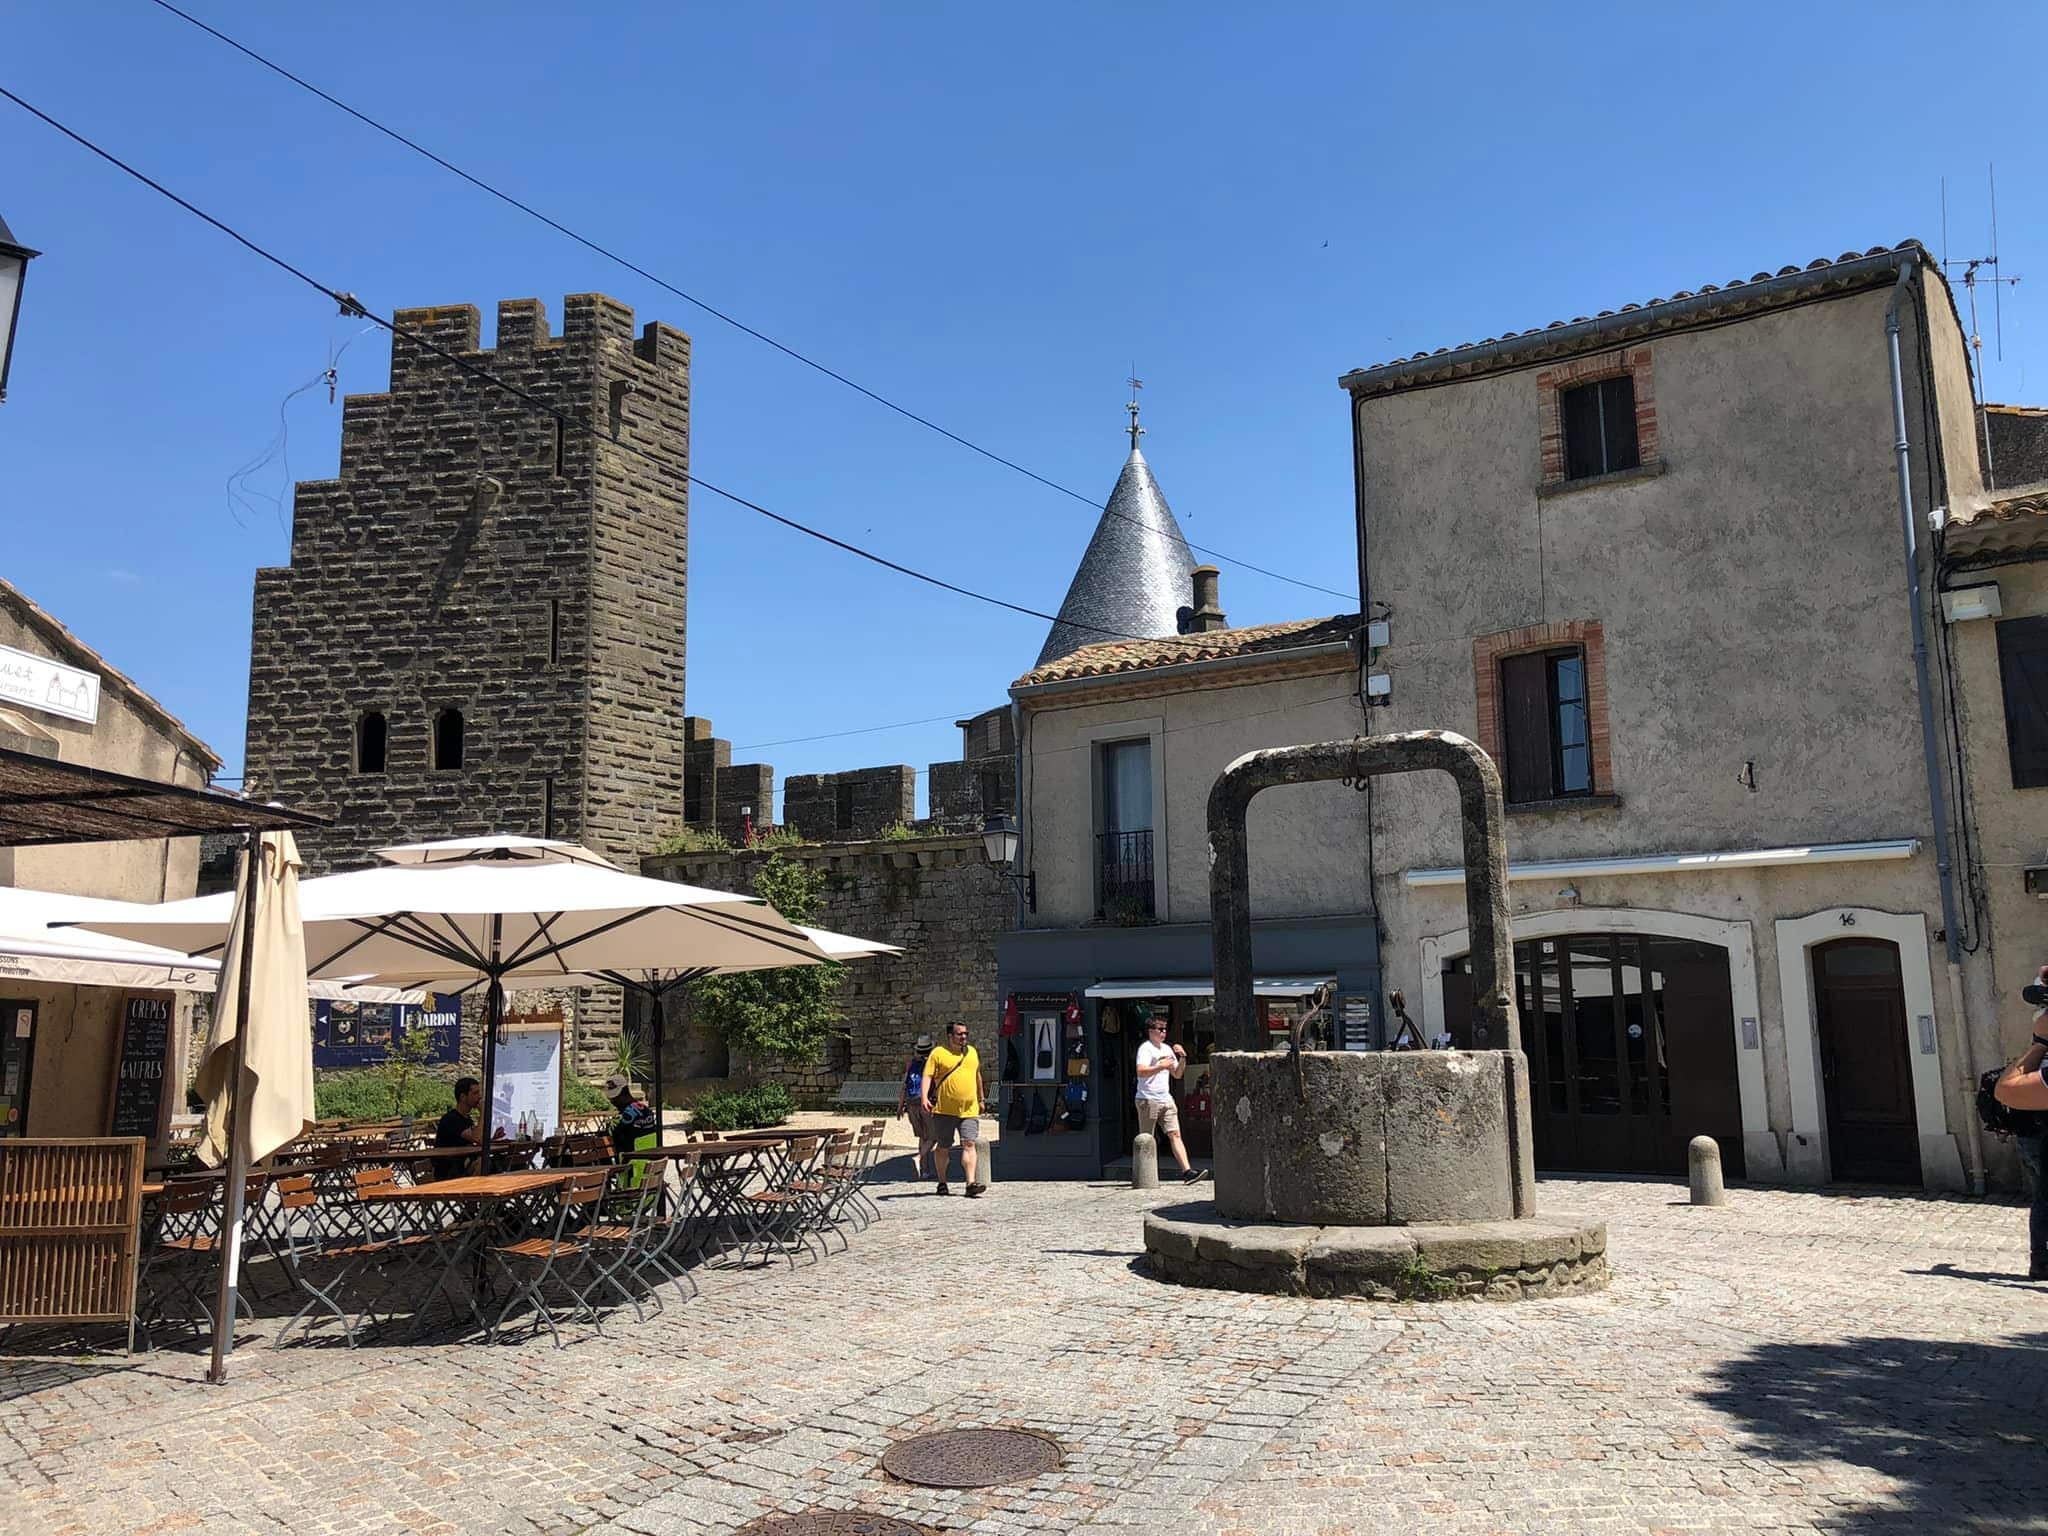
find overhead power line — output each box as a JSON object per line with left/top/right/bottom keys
{"left": 140, "top": 0, "right": 1359, "bottom": 607}
{"left": 0, "top": 84, "right": 1157, "bottom": 644}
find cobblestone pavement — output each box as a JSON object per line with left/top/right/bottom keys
{"left": 5, "top": 1163, "right": 2045, "bottom": 1536}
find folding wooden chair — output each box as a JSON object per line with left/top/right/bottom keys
{"left": 485, "top": 1172, "right": 609, "bottom": 1347}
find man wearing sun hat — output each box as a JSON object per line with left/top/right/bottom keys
{"left": 604, "top": 1073, "right": 660, "bottom": 1178}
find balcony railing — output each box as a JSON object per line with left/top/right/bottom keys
{"left": 1096, "top": 829, "right": 1155, "bottom": 920}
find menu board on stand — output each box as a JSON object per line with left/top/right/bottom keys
{"left": 490, "top": 1005, "right": 564, "bottom": 1144}
{"left": 107, "top": 994, "right": 172, "bottom": 1142}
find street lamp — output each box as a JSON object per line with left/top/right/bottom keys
{"left": 0, "top": 212, "right": 39, "bottom": 404}
{"left": 980, "top": 811, "right": 1035, "bottom": 913}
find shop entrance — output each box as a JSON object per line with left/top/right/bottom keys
{"left": 1445, "top": 933, "right": 1743, "bottom": 1178}
{"left": 0, "top": 999, "right": 37, "bottom": 1138}
{"left": 1092, "top": 983, "right": 1334, "bottom": 1164}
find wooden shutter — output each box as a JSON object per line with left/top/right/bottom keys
{"left": 1598, "top": 376, "right": 1640, "bottom": 471}
{"left": 1500, "top": 651, "right": 1553, "bottom": 803}
{"left": 1561, "top": 384, "right": 1604, "bottom": 480}
{"left": 1997, "top": 616, "right": 2048, "bottom": 788}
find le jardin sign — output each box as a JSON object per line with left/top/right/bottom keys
{"left": 0, "top": 642, "right": 100, "bottom": 726}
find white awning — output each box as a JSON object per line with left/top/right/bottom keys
{"left": 1403, "top": 838, "right": 1920, "bottom": 887}
{"left": 0, "top": 885, "right": 419, "bottom": 1001}
{"left": 1084, "top": 975, "right": 1336, "bottom": 1000}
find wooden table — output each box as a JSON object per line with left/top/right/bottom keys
{"left": 359, "top": 1170, "right": 568, "bottom": 1203}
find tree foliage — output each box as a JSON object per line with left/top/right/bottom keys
{"left": 687, "top": 855, "right": 843, "bottom": 1063}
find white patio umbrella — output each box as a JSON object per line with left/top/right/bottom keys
{"left": 68, "top": 836, "right": 833, "bottom": 1167}
{"left": 346, "top": 842, "right": 902, "bottom": 1142}
{"left": 402, "top": 918, "right": 906, "bottom": 1139}
{"left": 200, "top": 830, "right": 311, "bottom": 1385}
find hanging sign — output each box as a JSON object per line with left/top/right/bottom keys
{"left": 107, "top": 994, "right": 170, "bottom": 1139}
{"left": 0, "top": 642, "right": 101, "bottom": 725}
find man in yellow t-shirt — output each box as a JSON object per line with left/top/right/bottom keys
{"left": 920, "top": 1019, "right": 987, "bottom": 1198}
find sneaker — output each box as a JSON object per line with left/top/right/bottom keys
{"left": 935, "top": 1182, "right": 952, "bottom": 1196}
{"left": 1182, "top": 1168, "right": 1207, "bottom": 1184}
{"left": 965, "top": 1183, "right": 986, "bottom": 1198}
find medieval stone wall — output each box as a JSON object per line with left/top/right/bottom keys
{"left": 782, "top": 766, "right": 917, "bottom": 841}
{"left": 642, "top": 833, "right": 1012, "bottom": 1103}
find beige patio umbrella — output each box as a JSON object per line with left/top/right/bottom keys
{"left": 200, "top": 830, "right": 311, "bottom": 1384}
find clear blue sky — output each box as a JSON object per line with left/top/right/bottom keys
{"left": 4, "top": 4, "right": 2043, "bottom": 818}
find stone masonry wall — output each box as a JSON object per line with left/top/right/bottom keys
{"left": 243, "top": 295, "right": 689, "bottom": 1080}
{"left": 782, "top": 766, "right": 916, "bottom": 842}
{"left": 244, "top": 293, "right": 689, "bottom": 877}
{"left": 642, "top": 833, "right": 1013, "bottom": 1104}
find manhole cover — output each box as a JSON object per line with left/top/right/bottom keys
{"left": 734, "top": 1513, "right": 929, "bottom": 1536}
{"left": 879, "top": 1427, "right": 1064, "bottom": 1488}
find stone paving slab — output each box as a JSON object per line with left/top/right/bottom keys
{"left": 2, "top": 1166, "right": 2044, "bottom": 1536}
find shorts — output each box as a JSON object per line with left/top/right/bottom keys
{"left": 931, "top": 1113, "right": 980, "bottom": 1147}
{"left": 905, "top": 1100, "right": 932, "bottom": 1138}
{"left": 1136, "top": 1098, "right": 1181, "bottom": 1138}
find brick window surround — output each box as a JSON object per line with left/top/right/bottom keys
{"left": 1538, "top": 348, "right": 1659, "bottom": 486}
{"left": 1473, "top": 621, "right": 1612, "bottom": 798}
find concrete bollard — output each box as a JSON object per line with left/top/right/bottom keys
{"left": 1688, "top": 1135, "right": 1726, "bottom": 1206}
{"left": 1132, "top": 1133, "right": 1159, "bottom": 1190}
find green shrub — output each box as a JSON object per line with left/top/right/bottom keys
{"left": 561, "top": 1077, "right": 610, "bottom": 1114}
{"left": 314, "top": 1070, "right": 453, "bottom": 1122}
{"left": 688, "top": 1082, "right": 794, "bottom": 1131}
{"left": 316, "top": 1070, "right": 615, "bottom": 1122}
{"left": 688, "top": 855, "right": 843, "bottom": 1064}
{"left": 651, "top": 825, "right": 731, "bottom": 855}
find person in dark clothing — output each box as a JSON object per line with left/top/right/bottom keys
{"left": 433, "top": 1076, "right": 503, "bottom": 1177}
{"left": 1993, "top": 970, "right": 2048, "bottom": 1280}
{"left": 604, "top": 1074, "right": 659, "bottom": 1165}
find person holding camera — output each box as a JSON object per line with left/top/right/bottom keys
{"left": 1992, "top": 968, "right": 2048, "bottom": 1280}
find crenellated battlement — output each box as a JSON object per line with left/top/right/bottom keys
{"left": 380, "top": 293, "right": 690, "bottom": 390}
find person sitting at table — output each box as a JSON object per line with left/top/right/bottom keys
{"left": 604, "top": 1075, "right": 660, "bottom": 1187}
{"left": 433, "top": 1076, "right": 504, "bottom": 1176}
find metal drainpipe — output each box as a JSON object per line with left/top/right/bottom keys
{"left": 1885, "top": 253, "right": 1987, "bottom": 1194}
{"left": 1011, "top": 700, "right": 1029, "bottom": 929}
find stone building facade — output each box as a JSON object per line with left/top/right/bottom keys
{"left": 643, "top": 834, "right": 1013, "bottom": 1102}
{"left": 1345, "top": 243, "right": 1996, "bottom": 1193}
{"left": 244, "top": 294, "right": 691, "bottom": 876}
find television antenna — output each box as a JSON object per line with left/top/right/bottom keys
{"left": 1941, "top": 166, "right": 2023, "bottom": 486}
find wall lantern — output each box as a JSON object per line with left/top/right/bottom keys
{"left": 0, "top": 212, "right": 40, "bottom": 404}
{"left": 979, "top": 811, "right": 1036, "bottom": 912}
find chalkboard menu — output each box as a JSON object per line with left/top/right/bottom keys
{"left": 108, "top": 994, "right": 172, "bottom": 1139}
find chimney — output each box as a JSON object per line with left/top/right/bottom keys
{"left": 1189, "top": 566, "right": 1228, "bottom": 632}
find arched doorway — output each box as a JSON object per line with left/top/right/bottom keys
{"left": 1810, "top": 937, "right": 1921, "bottom": 1185}
{"left": 1445, "top": 931, "right": 1744, "bottom": 1178}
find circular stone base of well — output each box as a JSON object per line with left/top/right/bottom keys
{"left": 1141, "top": 1201, "right": 1608, "bottom": 1301}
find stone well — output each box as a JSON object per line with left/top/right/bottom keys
{"left": 1138, "top": 730, "right": 1609, "bottom": 1302}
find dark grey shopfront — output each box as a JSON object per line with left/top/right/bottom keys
{"left": 993, "top": 914, "right": 1380, "bottom": 1180}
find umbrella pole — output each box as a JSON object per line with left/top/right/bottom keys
{"left": 208, "top": 833, "right": 262, "bottom": 1386}
{"left": 478, "top": 914, "right": 504, "bottom": 1178}
{"left": 650, "top": 989, "right": 666, "bottom": 1150}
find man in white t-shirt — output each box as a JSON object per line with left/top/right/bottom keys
{"left": 1135, "top": 1017, "right": 1200, "bottom": 1182}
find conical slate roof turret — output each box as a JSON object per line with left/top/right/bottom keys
{"left": 1035, "top": 410, "right": 1199, "bottom": 667}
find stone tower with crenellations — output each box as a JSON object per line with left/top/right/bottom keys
{"left": 244, "top": 294, "right": 691, "bottom": 877}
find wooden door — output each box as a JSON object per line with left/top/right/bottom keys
{"left": 1811, "top": 939, "right": 1921, "bottom": 1185}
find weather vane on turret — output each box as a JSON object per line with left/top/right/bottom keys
{"left": 1126, "top": 371, "right": 1145, "bottom": 453}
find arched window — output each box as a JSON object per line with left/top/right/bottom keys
{"left": 356, "top": 711, "right": 387, "bottom": 774}
{"left": 433, "top": 708, "right": 465, "bottom": 771}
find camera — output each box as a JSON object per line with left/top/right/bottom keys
{"left": 2024, "top": 982, "right": 2048, "bottom": 1008}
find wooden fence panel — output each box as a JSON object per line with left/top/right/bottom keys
{"left": 0, "top": 1138, "right": 145, "bottom": 1328}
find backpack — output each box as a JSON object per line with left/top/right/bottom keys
{"left": 1977, "top": 1065, "right": 2048, "bottom": 1139}
{"left": 1025, "top": 1090, "right": 1051, "bottom": 1135}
